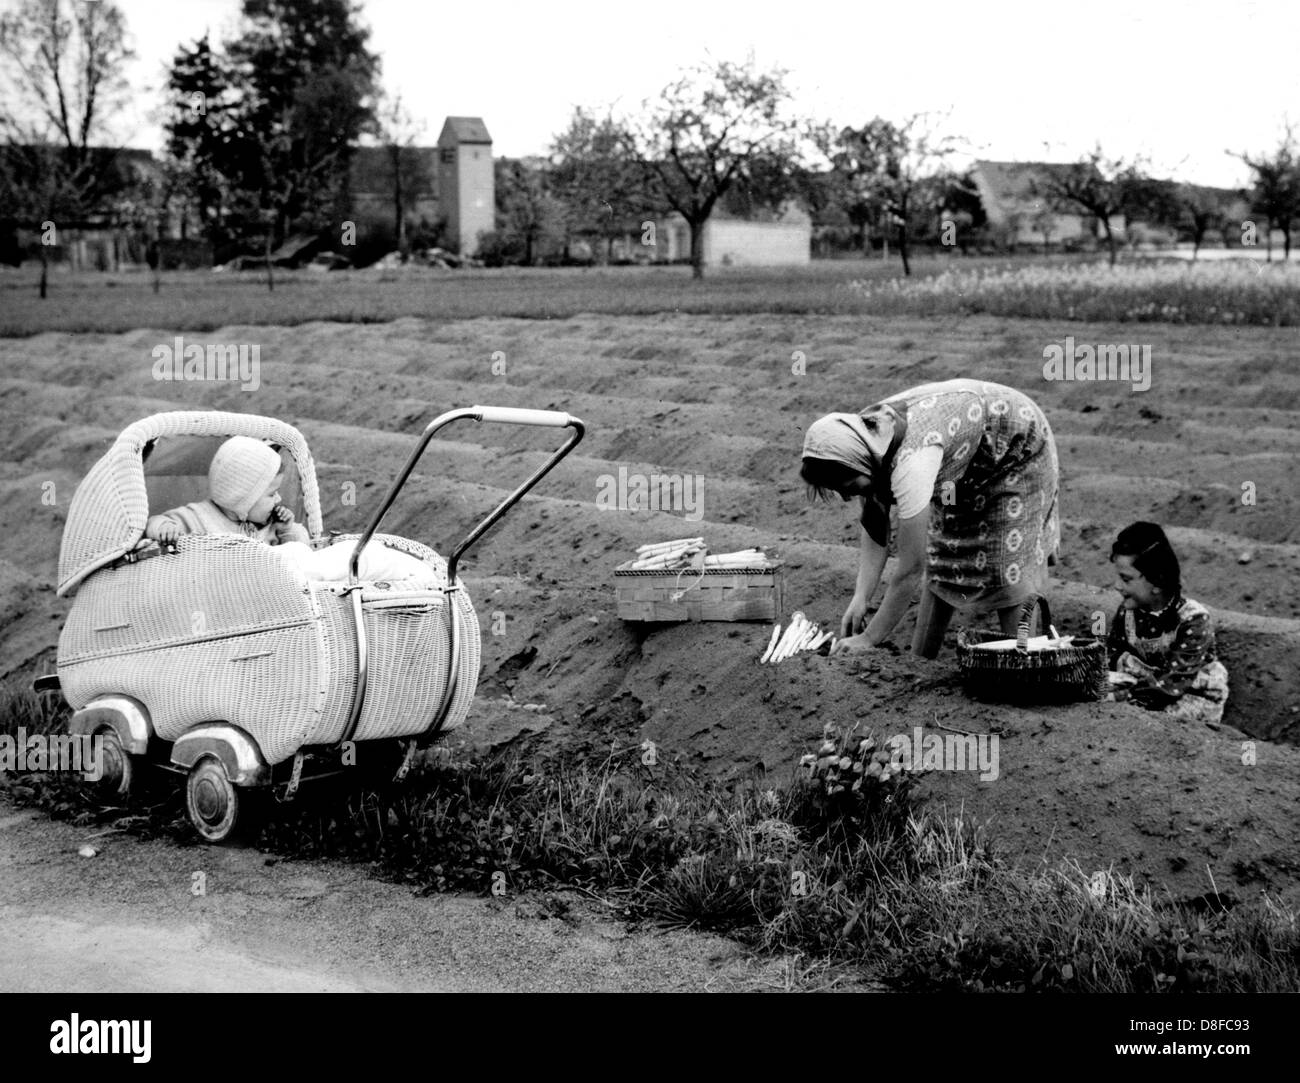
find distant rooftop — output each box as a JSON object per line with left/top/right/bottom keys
{"left": 439, "top": 117, "right": 492, "bottom": 145}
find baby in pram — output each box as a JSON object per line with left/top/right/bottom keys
{"left": 144, "top": 435, "right": 430, "bottom": 584}
{"left": 145, "top": 435, "right": 310, "bottom": 545}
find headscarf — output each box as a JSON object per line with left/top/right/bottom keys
{"left": 802, "top": 404, "right": 907, "bottom": 546}
{"left": 209, "top": 436, "right": 282, "bottom": 524}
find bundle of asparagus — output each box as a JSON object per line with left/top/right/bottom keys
{"left": 759, "top": 611, "right": 836, "bottom": 664}
{"left": 703, "top": 548, "right": 769, "bottom": 567}
{"left": 628, "top": 539, "right": 771, "bottom": 571}
{"left": 629, "top": 537, "right": 705, "bottom": 570}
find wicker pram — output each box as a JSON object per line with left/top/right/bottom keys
{"left": 955, "top": 595, "right": 1108, "bottom": 704}
{"left": 55, "top": 411, "right": 480, "bottom": 764}
{"left": 47, "top": 406, "right": 586, "bottom": 841}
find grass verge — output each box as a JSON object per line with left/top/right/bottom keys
{"left": 3, "top": 684, "right": 1296, "bottom": 991}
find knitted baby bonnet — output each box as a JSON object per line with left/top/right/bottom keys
{"left": 209, "top": 436, "right": 282, "bottom": 520}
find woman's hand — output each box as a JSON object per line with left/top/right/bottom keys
{"left": 830, "top": 633, "right": 874, "bottom": 656}
{"left": 858, "top": 510, "right": 928, "bottom": 649}
{"left": 840, "top": 594, "right": 870, "bottom": 638}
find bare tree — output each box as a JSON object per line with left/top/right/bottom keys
{"left": 1175, "top": 185, "right": 1228, "bottom": 261}
{"left": 623, "top": 57, "right": 801, "bottom": 280}
{"left": 376, "top": 92, "right": 429, "bottom": 261}
{"left": 549, "top": 107, "right": 644, "bottom": 263}
{"left": 1029, "top": 147, "right": 1152, "bottom": 267}
{"left": 1031, "top": 206, "right": 1055, "bottom": 255}
{"left": 826, "top": 113, "right": 959, "bottom": 276}
{"left": 1231, "top": 126, "right": 1300, "bottom": 261}
{"left": 0, "top": 0, "right": 135, "bottom": 296}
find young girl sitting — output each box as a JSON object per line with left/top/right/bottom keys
{"left": 1106, "top": 521, "right": 1230, "bottom": 725}
{"left": 145, "top": 435, "right": 310, "bottom": 546}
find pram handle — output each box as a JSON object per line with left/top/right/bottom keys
{"left": 338, "top": 405, "right": 586, "bottom": 748}
{"left": 470, "top": 405, "right": 576, "bottom": 428}
{"left": 347, "top": 406, "right": 586, "bottom": 584}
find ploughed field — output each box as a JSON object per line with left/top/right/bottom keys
{"left": 1, "top": 312, "right": 1298, "bottom": 905}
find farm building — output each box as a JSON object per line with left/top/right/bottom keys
{"left": 650, "top": 202, "right": 811, "bottom": 267}
{"left": 971, "top": 160, "right": 1260, "bottom": 252}
{"left": 970, "top": 160, "right": 1110, "bottom": 248}
{"left": 347, "top": 146, "right": 441, "bottom": 252}
{"left": 436, "top": 117, "right": 494, "bottom": 256}
{"left": 347, "top": 115, "right": 495, "bottom": 258}
{"left": 0, "top": 147, "right": 170, "bottom": 270}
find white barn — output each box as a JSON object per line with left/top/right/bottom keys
{"left": 656, "top": 203, "right": 810, "bottom": 267}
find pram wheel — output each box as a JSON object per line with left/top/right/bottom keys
{"left": 90, "top": 725, "right": 136, "bottom": 801}
{"left": 185, "top": 755, "right": 263, "bottom": 844}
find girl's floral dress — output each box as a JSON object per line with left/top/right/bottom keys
{"left": 1107, "top": 594, "right": 1230, "bottom": 724}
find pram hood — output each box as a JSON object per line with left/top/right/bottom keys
{"left": 57, "top": 411, "right": 323, "bottom": 598}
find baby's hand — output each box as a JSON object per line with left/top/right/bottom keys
{"left": 272, "top": 508, "right": 309, "bottom": 544}
{"left": 145, "top": 516, "right": 179, "bottom": 544}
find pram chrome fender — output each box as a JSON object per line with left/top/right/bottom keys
{"left": 69, "top": 695, "right": 153, "bottom": 756}
{"left": 171, "top": 724, "right": 271, "bottom": 787}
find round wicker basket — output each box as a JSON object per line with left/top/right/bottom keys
{"left": 956, "top": 595, "right": 1108, "bottom": 704}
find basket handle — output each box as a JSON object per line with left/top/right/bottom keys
{"left": 669, "top": 550, "right": 706, "bottom": 602}
{"left": 1015, "top": 595, "right": 1052, "bottom": 651}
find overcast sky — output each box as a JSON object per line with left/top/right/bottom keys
{"left": 103, "top": 0, "right": 1296, "bottom": 189}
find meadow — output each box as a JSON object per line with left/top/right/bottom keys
{"left": 2, "top": 253, "right": 1298, "bottom": 336}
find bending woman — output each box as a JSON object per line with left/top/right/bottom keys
{"left": 801, "top": 378, "right": 1060, "bottom": 658}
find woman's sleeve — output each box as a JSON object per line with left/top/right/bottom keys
{"left": 891, "top": 445, "right": 943, "bottom": 519}
{"left": 1128, "top": 611, "right": 1215, "bottom": 708}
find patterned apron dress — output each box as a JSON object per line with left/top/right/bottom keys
{"left": 878, "top": 379, "right": 1060, "bottom": 611}
{"left": 1111, "top": 598, "right": 1230, "bottom": 725}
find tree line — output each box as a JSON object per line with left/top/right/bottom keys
{"left": 2, "top": 0, "right": 1298, "bottom": 294}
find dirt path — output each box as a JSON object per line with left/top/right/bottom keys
{"left": 0, "top": 801, "right": 803, "bottom": 993}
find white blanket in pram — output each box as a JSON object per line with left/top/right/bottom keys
{"left": 275, "top": 541, "right": 437, "bottom": 585}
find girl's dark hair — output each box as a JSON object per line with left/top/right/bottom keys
{"left": 1110, "top": 521, "right": 1181, "bottom": 597}
{"left": 800, "top": 456, "right": 866, "bottom": 503}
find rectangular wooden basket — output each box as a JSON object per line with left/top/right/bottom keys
{"left": 613, "top": 560, "right": 784, "bottom": 623}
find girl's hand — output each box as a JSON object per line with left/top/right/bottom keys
{"left": 830, "top": 633, "right": 874, "bottom": 656}
{"left": 1116, "top": 651, "right": 1155, "bottom": 679}
{"left": 271, "top": 505, "right": 295, "bottom": 524}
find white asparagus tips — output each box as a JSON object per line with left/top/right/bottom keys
{"left": 630, "top": 540, "right": 772, "bottom": 571}
{"left": 629, "top": 537, "right": 706, "bottom": 570}
{"left": 760, "top": 613, "right": 833, "bottom": 664}
{"left": 635, "top": 537, "right": 704, "bottom": 556}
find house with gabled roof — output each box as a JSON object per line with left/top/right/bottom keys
{"left": 970, "top": 160, "right": 1107, "bottom": 248}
